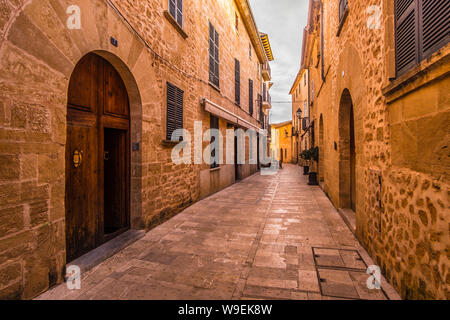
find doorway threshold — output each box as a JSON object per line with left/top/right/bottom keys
{"left": 67, "top": 229, "right": 145, "bottom": 274}
{"left": 338, "top": 208, "right": 356, "bottom": 235}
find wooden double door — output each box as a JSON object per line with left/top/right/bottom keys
{"left": 66, "top": 53, "right": 130, "bottom": 262}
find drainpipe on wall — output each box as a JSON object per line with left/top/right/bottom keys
{"left": 307, "top": 67, "right": 311, "bottom": 150}
{"left": 320, "top": 0, "right": 325, "bottom": 82}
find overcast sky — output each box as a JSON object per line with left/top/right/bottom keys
{"left": 249, "top": 0, "right": 309, "bottom": 124}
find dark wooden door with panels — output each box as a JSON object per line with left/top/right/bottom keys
{"left": 66, "top": 53, "right": 130, "bottom": 262}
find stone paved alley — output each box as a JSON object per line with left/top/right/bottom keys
{"left": 38, "top": 165, "right": 400, "bottom": 300}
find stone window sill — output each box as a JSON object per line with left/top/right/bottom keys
{"left": 161, "top": 139, "right": 181, "bottom": 147}
{"left": 163, "top": 11, "right": 188, "bottom": 39}
{"left": 382, "top": 45, "right": 450, "bottom": 104}
{"left": 210, "top": 166, "right": 220, "bottom": 172}
{"left": 209, "top": 82, "right": 221, "bottom": 93}
{"left": 336, "top": 8, "right": 349, "bottom": 37}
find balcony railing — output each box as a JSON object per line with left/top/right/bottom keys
{"left": 262, "top": 92, "right": 271, "bottom": 110}
{"left": 262, "top": 62, "right": 271, "bottom": 81}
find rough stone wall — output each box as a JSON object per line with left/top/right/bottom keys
{"left": 0, "top": 0, "right": 266, "bottom": 299}
{"left": 308, "top": 0, "right": 449, "bottom": 299}
{"left": 123, "top": 0, "right": 262, "bottom": 200}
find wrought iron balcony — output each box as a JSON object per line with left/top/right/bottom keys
{"left": 262, "top": 92, "right": 271, "bottom": 110}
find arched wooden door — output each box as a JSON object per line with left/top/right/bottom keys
{"left": 338, "top": 89, "right": 356, "bottom": 212}
{"left": 349, "top": 104, "right": 356, "bottom": 212}
{"left": 66, "top": 53, "right": 130, "bottom": 262}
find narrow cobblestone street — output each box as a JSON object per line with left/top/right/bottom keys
{"left": 39, "top": 165, "right": 400, "bottom": 300}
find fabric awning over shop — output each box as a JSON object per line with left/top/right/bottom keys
{"left": 201, "top": 98, "right": 265, "bottom": 134}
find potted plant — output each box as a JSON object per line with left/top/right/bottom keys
{"left": 300, "top": 150, "right": 311, "bottom": 175}
{"left": 307, "top": 147, "right": 319, "bottom": 186}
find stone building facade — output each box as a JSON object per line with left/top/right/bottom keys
{"left": 290, "top": 67, "right": 310, "bottom": 165}
{"left": 270, "top": 121, "right": 293, "bottom": 164}
{"left": 291, "top": 0, "right": 449, "bottom": 299}
{"left": 0, "top": 0, "right": 273, "bottom": 299}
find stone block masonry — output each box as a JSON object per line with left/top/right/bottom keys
{"left": 0, "top": 0, "right": 273, "bottom": 299}
{"left": 291, "top": 0, "right": 449, "bottom": 299}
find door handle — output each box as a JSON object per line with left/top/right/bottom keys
{"left": 104, "top": 151, "right": 110, "bottom": 161}
{"left": 73, "top": 150, "right": 83, "bottom": 168}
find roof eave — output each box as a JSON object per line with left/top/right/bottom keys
{"left": 235, "top": 0, "right": 268, "bottom": 64}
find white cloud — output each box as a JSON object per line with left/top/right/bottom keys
{"left": 248, "top": 0, "right": 309, "bottom": 124}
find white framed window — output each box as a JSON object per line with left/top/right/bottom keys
{"left": 169, "top": 0, "right": 183, "bottom": 27}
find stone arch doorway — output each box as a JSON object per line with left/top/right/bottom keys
{"left": 338, "top": 89, "right": 356, "bottom": 212}
{"left": 65, "top": 52, "right": 140, "bottom": 262}
{"left": 319, "top": 115, "right": 325, "bottom": 183}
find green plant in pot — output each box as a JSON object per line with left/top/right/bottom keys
{"left": 300, "top": 150, "right": 311, "bottom": 175}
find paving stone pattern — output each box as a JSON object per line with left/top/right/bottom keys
{"left": 38, "top": 165, "right": 400, "bottom": 300}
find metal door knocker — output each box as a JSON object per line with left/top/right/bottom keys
{"left": 73, "top": 150, "right": 83, "bottom": 168}
{"left": 104, "top": 151, "right": 110, "bottom": 161}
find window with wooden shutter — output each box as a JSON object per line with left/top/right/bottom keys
{"left": 395, "top": 0, "right": 450, "bottom": 76}
{"left": 249, "top": 79, "right": 254, "bottom": 116}
{"left": 421, "top": 0, "right": 450, "bottom": 59}
{"left": 209, "top": 23, "right": 220, "bottom": 88}
{"left": 395, "top": 0, "right": 418, "bottom": 75}
{"left": 210, "top": 115, "right": 219, "bottom": 168}
{"left": 263, "top": 82, "right": 267, "bottom": 102}
{"left": 166, "top": 82, "right": 183, "bottom": 141}
{"left": 258, "top": 94, "right": 263, "bottom": 122}
{"left": 235, "top": 59, "right": 240, "bottom": 105}
{"left": 169, "top": 0, "right": 183, "bottom": 27}
{"left": 339, "top": 0, "right": 349, "bottom": 23}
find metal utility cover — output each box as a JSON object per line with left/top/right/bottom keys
{"left": 317, "top": 269, "right": 359, "bottom": 299}
{"left": 348, "top": 271, "right": 388, "bottom": 300}
{"left": 313, "top": 247, "right": 366, "bottom": 271}
{"left": 318, "top": 269, "right": 388, "bottom": 300}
